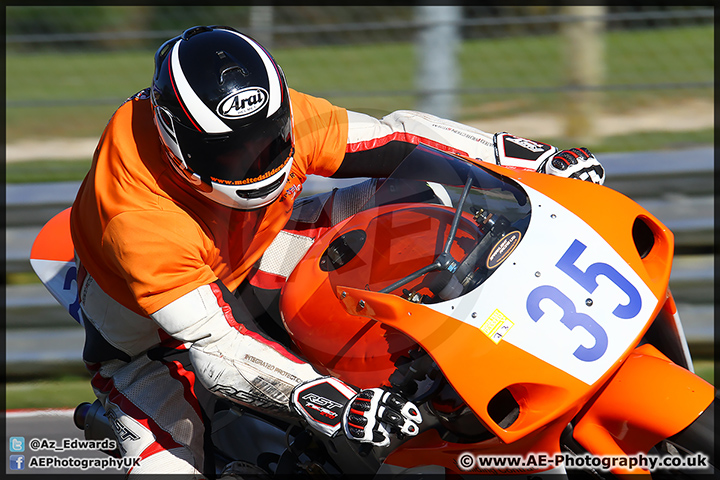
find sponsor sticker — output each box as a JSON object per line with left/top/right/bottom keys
{"left": 487, "top": 231, "right": 522, "bottom": 269}
{"left": 480, "top": 309, "right": 514, "bottom": 344}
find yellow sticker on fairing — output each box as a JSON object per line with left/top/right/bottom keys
{"left": 481, "top": 309, "right": 514, "bottom": 344}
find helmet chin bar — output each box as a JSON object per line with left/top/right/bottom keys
{"left": 164, "top": 141, "right": 293, "bottom": 210}
{"left": 196, "top": 157, "right": 294, "bottom": 210}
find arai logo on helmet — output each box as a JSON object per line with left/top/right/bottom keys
{"left": 217, "top": 87, "right": 269, "bottom": 119}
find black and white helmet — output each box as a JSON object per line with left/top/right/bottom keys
{"left": 151, "top": 25, "right": 294, "bottom": 210}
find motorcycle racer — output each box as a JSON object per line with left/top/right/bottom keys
{"left": 69, "top": 25, "right": 605, "bottom": 477}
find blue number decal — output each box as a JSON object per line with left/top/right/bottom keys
{"left": 63, "top": 265, "right": 81, "bottom": 323}
{"left": 555, "top": 240, "right": 641, "bottom": 319}
{"left": 523, "top": 239, "right": 640, "bottom": 363}
{"left": 527, "top": 285, "right": 608, "bottom": 362}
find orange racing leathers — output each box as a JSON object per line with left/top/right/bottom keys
{"left": 72, "top": 89, "right": 349, "bottom": 318}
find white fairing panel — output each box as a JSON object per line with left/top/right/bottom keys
{"left": 30, "top": 258, "right": 82, "bottom": 325}
{"left": 428, "top": 185, "right": 658, "bottom": 385}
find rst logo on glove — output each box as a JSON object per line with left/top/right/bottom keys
{"left": 217, "top": 87, "right": 269, "bottom": 119}
{"left": 292, "top": 377, "right": 356, "bottom": 436}
{"left": 302, "top": 393, "right": 344, "bottom": 419}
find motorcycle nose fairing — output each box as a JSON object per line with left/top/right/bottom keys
{"left": 280, "top": 145, "right": 713, "bottom": 475}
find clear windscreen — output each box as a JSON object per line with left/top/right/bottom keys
{"left": 321, "top": 145, "right": 532, "bottom": 304}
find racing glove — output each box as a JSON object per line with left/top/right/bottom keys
{"left": 493, "top": 132, "right": 604, "bottom": 185}
{"left": 291, "top": 376, "right": 422, "bottom": 447}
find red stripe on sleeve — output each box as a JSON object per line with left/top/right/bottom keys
{"left": 209, "top": 283, "right": 306, "bottom": 364}
{"left": 346, "top": 132, "right": 468, "bottom": 157}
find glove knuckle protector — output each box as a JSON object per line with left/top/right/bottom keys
{"left": 551, "top": 155, "right": 570, "bottom": 170}
{"left": 347, "top": 412, "right": 367, "bottom": 426}
{"left": 546, "top": 147, "right": 604, "bottom": 185}
{"left": 379, "top": 406, "right": 403, "bottom": 426}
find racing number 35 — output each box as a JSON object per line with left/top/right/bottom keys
{"left": 526, "top": 240, "right": 642, "bottom": 362}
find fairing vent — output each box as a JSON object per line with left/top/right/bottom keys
{"left": 631, "top": 214, "right": 673, "bottom": 290}
{"left": 488, "top": 388, "right": 520, "bottom": 429}
{"left": 632, "top": 216, "right": 655, "bottom": 259}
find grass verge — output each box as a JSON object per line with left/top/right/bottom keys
{"left": 6, "top": 159, "right": 93, "bottom": 183}
{"left": 6, "top": 375, "right": 95, "bottom": 411}
{"left": 6, "top": 24, "right": 713, "bottom": 142}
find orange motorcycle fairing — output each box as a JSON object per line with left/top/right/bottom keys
{"left": 334, "top": 284, "right": 590, "bottom": 445}
{"left": 280, "top": 205, "right": 472, "bottom": 388}
{"left": 29, "top": 207, "right": 82, "bottom": 324}
{"left": 30, "top": 206, "right": 75, "bottom": 262}
{"left": 572, "top": 343, "right": 715, "bottom": 478}
{"left": 278, "top": 146, "right": 712, "bottom": 475}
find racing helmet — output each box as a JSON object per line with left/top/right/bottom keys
{"left": 151, "top": 25, "right": 294, "bottom": 210}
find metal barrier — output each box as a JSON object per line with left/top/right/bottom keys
{"left": 6, "top": 148, "right": 714, "bottom": 377}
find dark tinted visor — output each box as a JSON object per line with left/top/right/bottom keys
{"left": 177, "top": 107, "right": 293, "bottom": 184}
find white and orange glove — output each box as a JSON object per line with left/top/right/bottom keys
{"left": 291, "top": 377, "right": 422, "bottom": 447}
